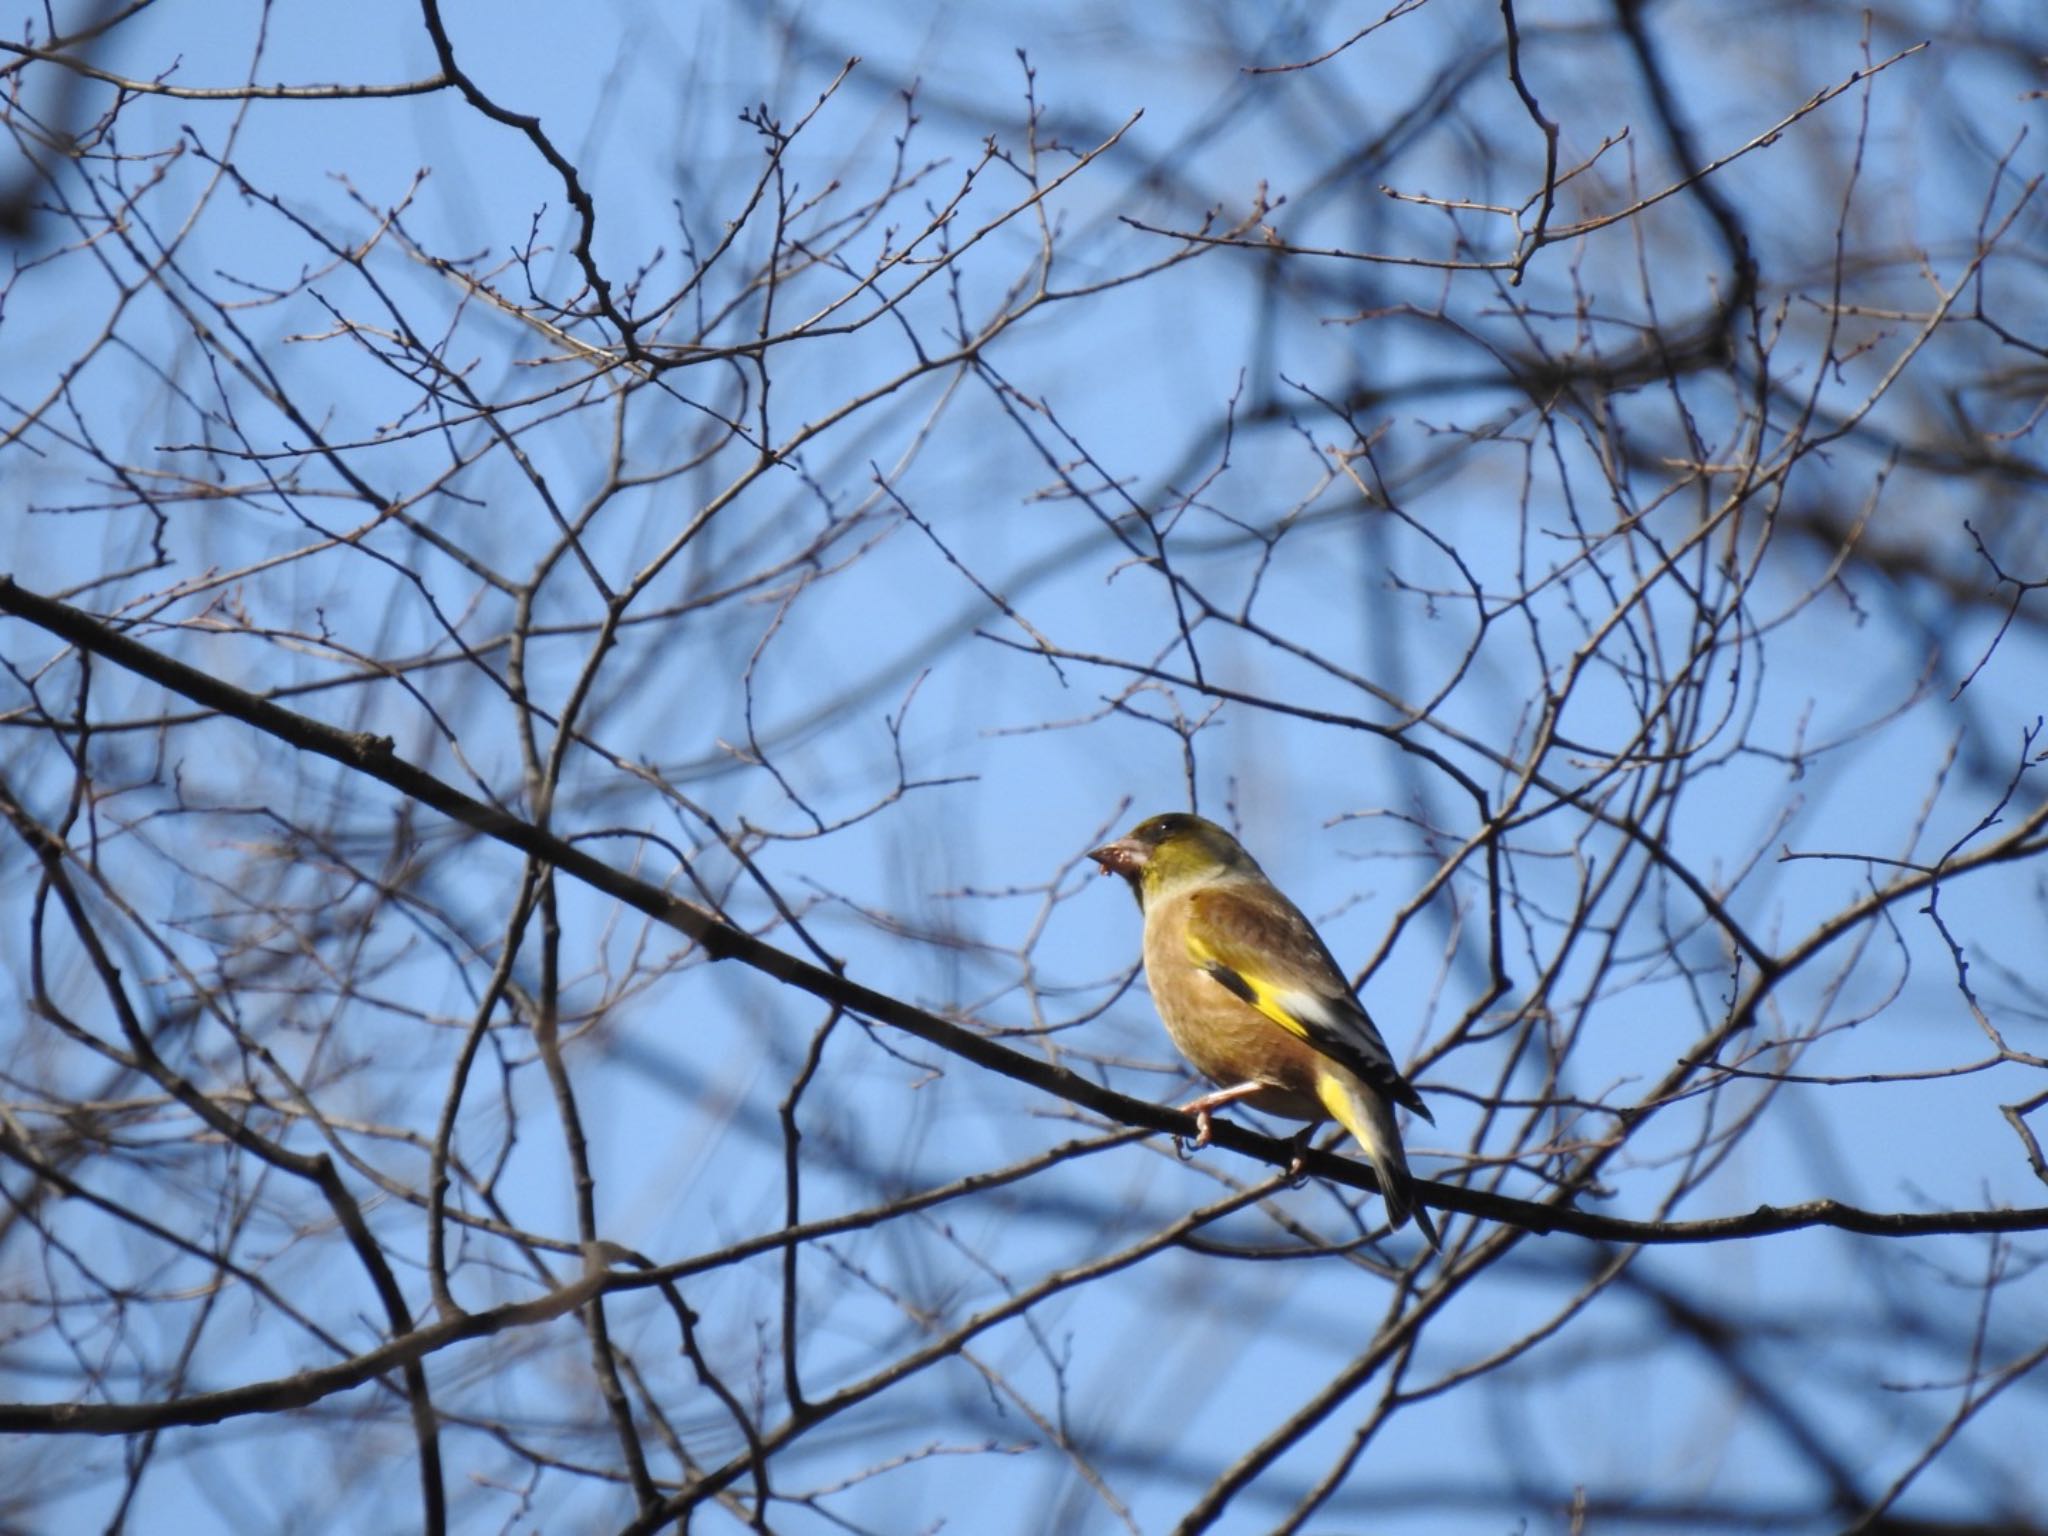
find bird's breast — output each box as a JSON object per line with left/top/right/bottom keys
{"left": 1141, "top": 895, "right": 1327, "bottom": 1122}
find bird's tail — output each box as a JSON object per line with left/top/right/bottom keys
{"left": 1316, "top": 1066, "right": 1441, "bottom": 1251}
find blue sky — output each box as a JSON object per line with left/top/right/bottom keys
{"left": 3, "top": 1, "right": 2046, "bottom": 1531}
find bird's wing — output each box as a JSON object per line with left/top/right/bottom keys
{"left": 1182, "top": 883, "right": 1432, "bottom": 1122}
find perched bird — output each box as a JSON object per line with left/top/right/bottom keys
{"left": 1089, "top": 812, "right": 1439, "bottom": 1249}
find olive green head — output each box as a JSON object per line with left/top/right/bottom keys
{"left": 1086, "top": 812, "right": 1260, "bottom": 904}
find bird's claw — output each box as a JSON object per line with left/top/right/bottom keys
{"left": 1175, "top": 1107, "right": 1217, "bottom": 1159}
{"left": 1284, "top": 1126, "right": 1315, "bottom": 1188}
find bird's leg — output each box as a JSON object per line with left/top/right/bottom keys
{"left": 1176, "top": 1082, "right": 1267, "bottom": 1153}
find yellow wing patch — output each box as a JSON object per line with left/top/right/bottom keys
{"left": 1185, "top": 928, "right": 1317, "bottom": 1044}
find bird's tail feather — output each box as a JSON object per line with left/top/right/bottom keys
{"left": 1317, "top": 1067, "right": 1440, "bottom": 1251}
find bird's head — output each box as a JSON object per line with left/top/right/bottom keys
{"left": 1087, "top": 812, "right": 1259, "bottom": 904}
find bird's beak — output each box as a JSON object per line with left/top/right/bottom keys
{"left": 1086, "top": 836, "right": 1147, "bottom": 878}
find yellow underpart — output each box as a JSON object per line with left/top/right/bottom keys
{"left": 1313, "top": 1067, "right": 1369, "bottom": 1148}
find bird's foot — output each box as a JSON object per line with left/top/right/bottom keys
{"left": 1284, "top": 1125, "right": 1316, "bottom": 1188}
{"left": 1173, "top": 1109, "right": 1215, "bottom": 1160}
{"left": 1174, "top": 1082, "right": 1264, "bottom": 1157}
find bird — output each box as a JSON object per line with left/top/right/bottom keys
{"left": 1088, "top": 811, "right": 1440, "bottom": 1249}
